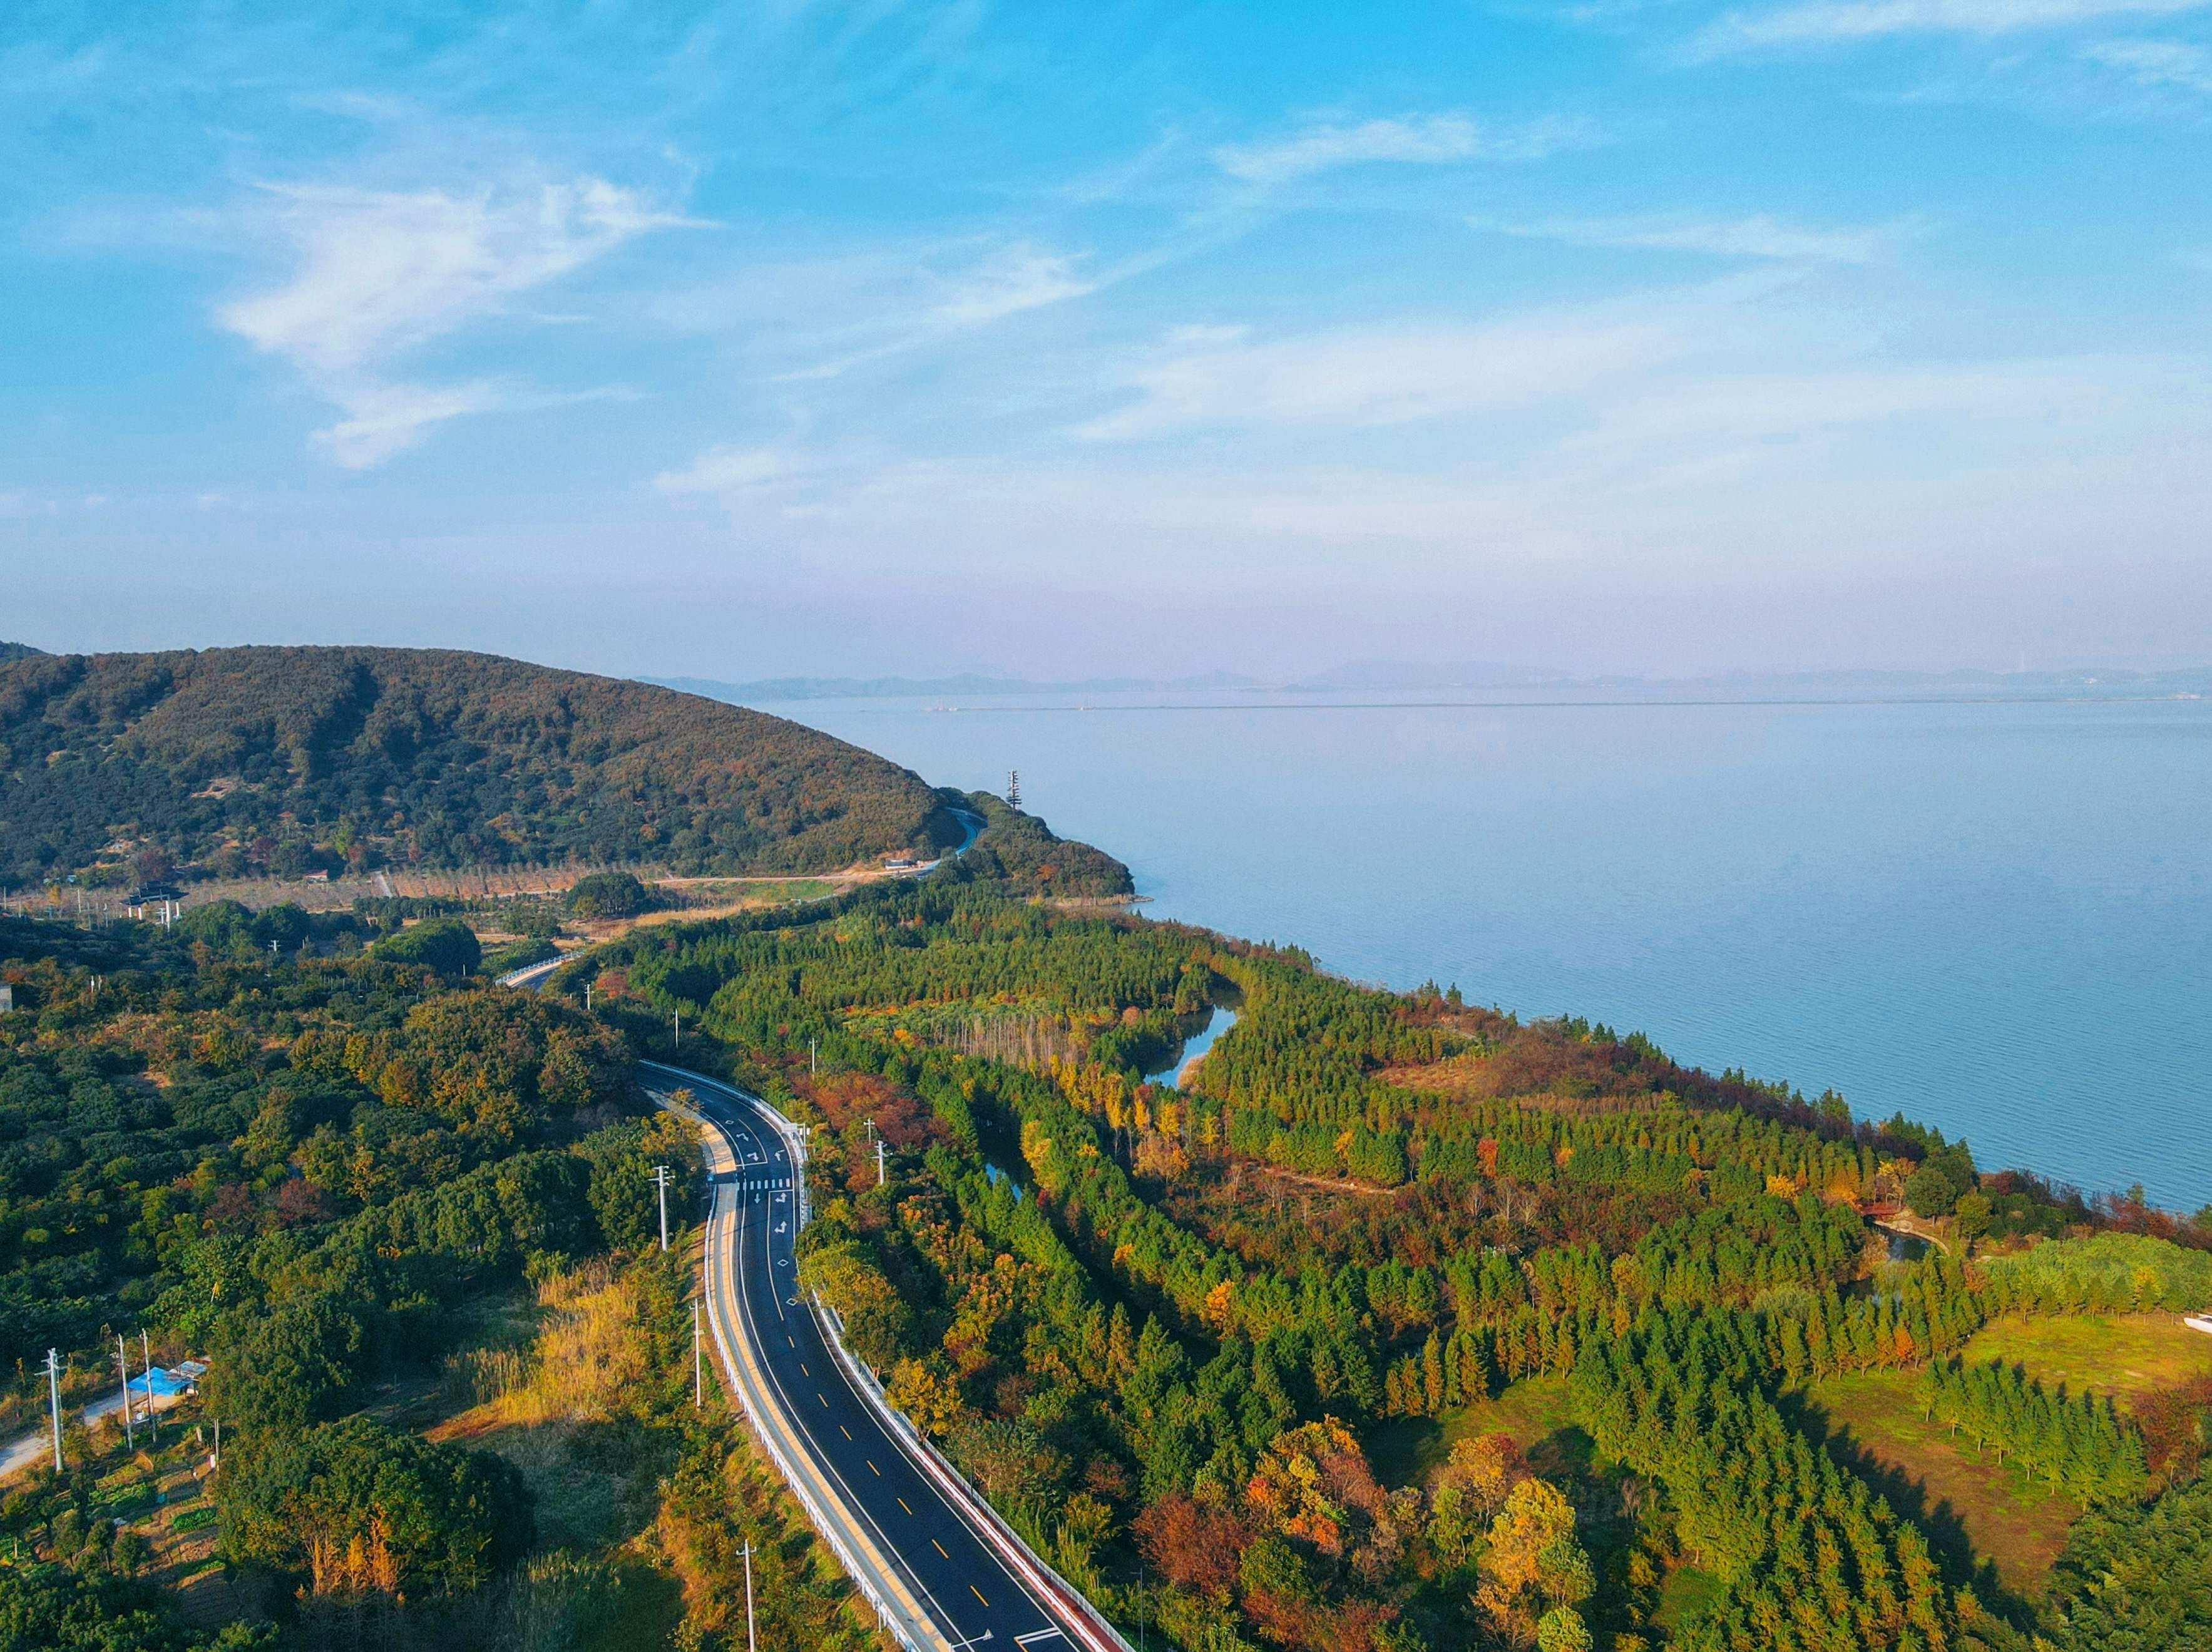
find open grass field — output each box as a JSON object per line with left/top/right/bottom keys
{"left": 1964, "top": 1312, "right": 2212, "bottom": 1407}
{"left": 1800, "top": 1370, "right": 2079, "bottom": 1599}
{"left": 1651, "top": 1566, "right": 1723, "bottom": 1636}
{"left": 1366, "top": 1377, "right": 1576, "bottom": 1487}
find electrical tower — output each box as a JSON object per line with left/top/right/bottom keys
{"left": 1006, "top": 769, "right": 1022, "bottom": 809}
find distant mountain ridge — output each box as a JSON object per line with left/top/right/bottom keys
{"left": 0, "top": 645, "right": 1125, "bottom": 893}
{"left": 663, "top": 661, "right": 2212, "bottom": 702}
{"left": 652, "top": 670, "right": 1261, "bottom": 701}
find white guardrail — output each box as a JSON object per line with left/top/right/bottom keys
{"left": 495, "top": 955, "right": 568, "bottom": 989}
{"left": 650, "top": 1064, "right": 1135, "bottom": 1652}
{"left": 660, "top": 1082, "right": 937, "bottom": 1650}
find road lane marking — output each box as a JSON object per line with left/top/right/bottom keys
{"left": 801, "top": 1362, "right": 809, "bottom": 1376}
{"left": 868, "top": 1459, "right": 880, "bottom": 1475}
{"left": 1016, "top": 1634, "right": 1068, "bottom": 1646}
{"left": 819, "top": 1392, "right": 829, "bottom": 1407}
{"left": 840, "top": 1425, "right": 852, "bottom": 1440}
{"left": 804, "top": 1250, "right": 1052, "bottom": 1614}
{"left": 971, "top": 1584, "right": 990, "bottom": 1607}
{"left": 671, "top": 1069, "right": 996, "bottom": 1645}
{"left": 933, "top": 1539, "right": 950, "bottom": 1557}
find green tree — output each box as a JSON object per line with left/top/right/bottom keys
{"left": 218, "top": 1415, "right": 532, "bottom": 1600}
{"left": 207, "top": 1292, "right": 369, "bottom": 1429}
{"left": 566, "top": 872, "right": 652, "bottom": 920}
{"left": 372, "top": 918, "right": 483, "bottom": 976}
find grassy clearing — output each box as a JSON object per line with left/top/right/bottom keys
{"left": 1800, "top": 1370, "right": 2078, "bottom": 1598}
{"left": 428, "top": 1260, "right": 668, "bottom": 1551}
{"left": 1651, "top": 1565, "right": 1723, "bottom": 1634}
{"left": 426, "top": 1255, "right": 883, "bottom": 1652}
{"left": 1964, "top": 1312, "right": 2212, "bottom": 1407}
{"left": 1367, "top": 1377, "right": 1577, "bottom": 1487}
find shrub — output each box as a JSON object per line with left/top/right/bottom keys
{"left": 372, "top": 918, "right": 483, "bottom": 976}
{"left": 218, "top": 1415, "right": 532, "bottom": 1599}
{"left": 566, "top": 873, "right": 653, "bottom": 921}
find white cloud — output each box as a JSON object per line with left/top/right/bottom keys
{"left": 2084, "top": 36, "right": 2212, "bottom": 90}
{"left": 1485, "top": 213, "right": 1905, "bottom": 264}
{"left": 1694, "top": 0, "right": 2208, "bottom": 53}
{"left": 929, "top": 244, "right": 1098, "bottom": 327}
{"left": 311, "top": 380, "right": 504, "bottom": 470}
{"left": 1077, "top": 302, "right": 1710, "bottom": 441}
{"left": 223, "top": 178, "right": 682, "bottom": 374}
{"left": 222, "top": 176, "right": 688, "bottom": 464}
{"left": 1212, "top": 113, "right": 1588, "bottom": 186}
{"left": 652, "top": 444, "right": 835, "bottom": 496}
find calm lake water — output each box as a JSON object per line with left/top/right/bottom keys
{"left": 756, "top": 690, "right": 2212, "bottom": 1211}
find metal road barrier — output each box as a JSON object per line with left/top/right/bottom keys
{"left": 647, "top": 1061, "right": 1136, "bottom": 1652}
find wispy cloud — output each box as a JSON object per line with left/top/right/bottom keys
{"left": 2084, "top": 36, "right": 2212, "bottom": 90}
{"left": 1077, "top": 302, "right": 1712, "bottom": 441}
{"left": 311, "top": 380, "right": 505, "bottom": 469}
{"left": 1693, "top": 0, "right": 2208, "bottom": 54}
{"left": 1482, "top": 212, "right": 1906, "bottom": 264}
{"left": 1211, "top": 113, "right": 1591, "bottom": 186}
{"left": 719, "top": 239, "right": 1119, "bottom": 384}
{"left": 929, "top": 244, "right": 1097, "bottom": 327}
{"left": 653, "top": 444, "right": 824, "bottom": 496}
{"left": 222, "top": 176, "right": 690, "bottom": 464}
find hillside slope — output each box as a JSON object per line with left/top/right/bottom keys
{"left": 0, "top": 645, "right": 979, "bottom": 886}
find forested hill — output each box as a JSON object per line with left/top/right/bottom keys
{"left": 0, "top": 642, "right": 44, "bottom": 665}
{"left": 0, "top": 645, "right": 998, "bottom": 887}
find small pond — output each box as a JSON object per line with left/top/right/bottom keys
{"left": 1141, "top": 1000, "right": 1240, "bottom": 1088}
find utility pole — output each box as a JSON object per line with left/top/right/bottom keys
{"left": 141, "top": 1329, "right": 155, "bottom": 1444}
{"left": 741, "top": 1539, "right": 758, "bottom": 1652}
{"left": 586, "top": 982, "right": 594, "bottom": 1011}
{"left": 116, "top": 1336, "right": 134, "bottom": 1452}
{"left": 877, "top": 1139, "right": 886, "bottom": 1188}
{"left": 46, "top": 1349, "right": 63, "bottom": 1473}
{"left": 693, "top": 1301, "right": 702, "bottom": 1408}
{"left": 673, "top": 1008, "right": 680, "bottom": 1049}
{"left": 808, "top": 1035, "right": 816, "bottom": 1077}
{"left": 652, "top": 1165, "right": 672, "bottom": 1251}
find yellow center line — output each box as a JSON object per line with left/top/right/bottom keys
{"left": 817, "top": 1392, "right": 828, "bottom": 1407}
{"left": 839, "top": 1425, "right": 852, "bottom": 1440}
{"left": 800, "top": 1362, "right": 809, "bottom": 1376}
{"left": 970, "top": 1584, "right": 989, "bottom": 1607}
{"left": 933, "top": 1539, "right": 950, "bottom": 1558}
{"left": 898, "top": 1497, "right": 913, "bottom": 1515}
{"left": 868, "top": 1459, "right": 880, "bottom": 1475}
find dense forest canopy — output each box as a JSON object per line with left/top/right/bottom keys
{"left": 0, "top": 673, "right": 2206, "bottom": 1651}
{"left": 573, "top": 880, "right": 2212, "bottom": 1652}
{"left": 0, "top": 644, "right": 984, "bottom": 886}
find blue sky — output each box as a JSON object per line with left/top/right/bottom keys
{"left": 3, "top": 0, "right": 2209, "bottom": 680}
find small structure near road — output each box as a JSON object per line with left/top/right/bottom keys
{"left": 128, "top": 882, "right": 186, "bottom": 924}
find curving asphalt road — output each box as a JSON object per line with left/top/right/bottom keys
{"left": 643, "top": 1061, "right": 1128, "bottom": 1652}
